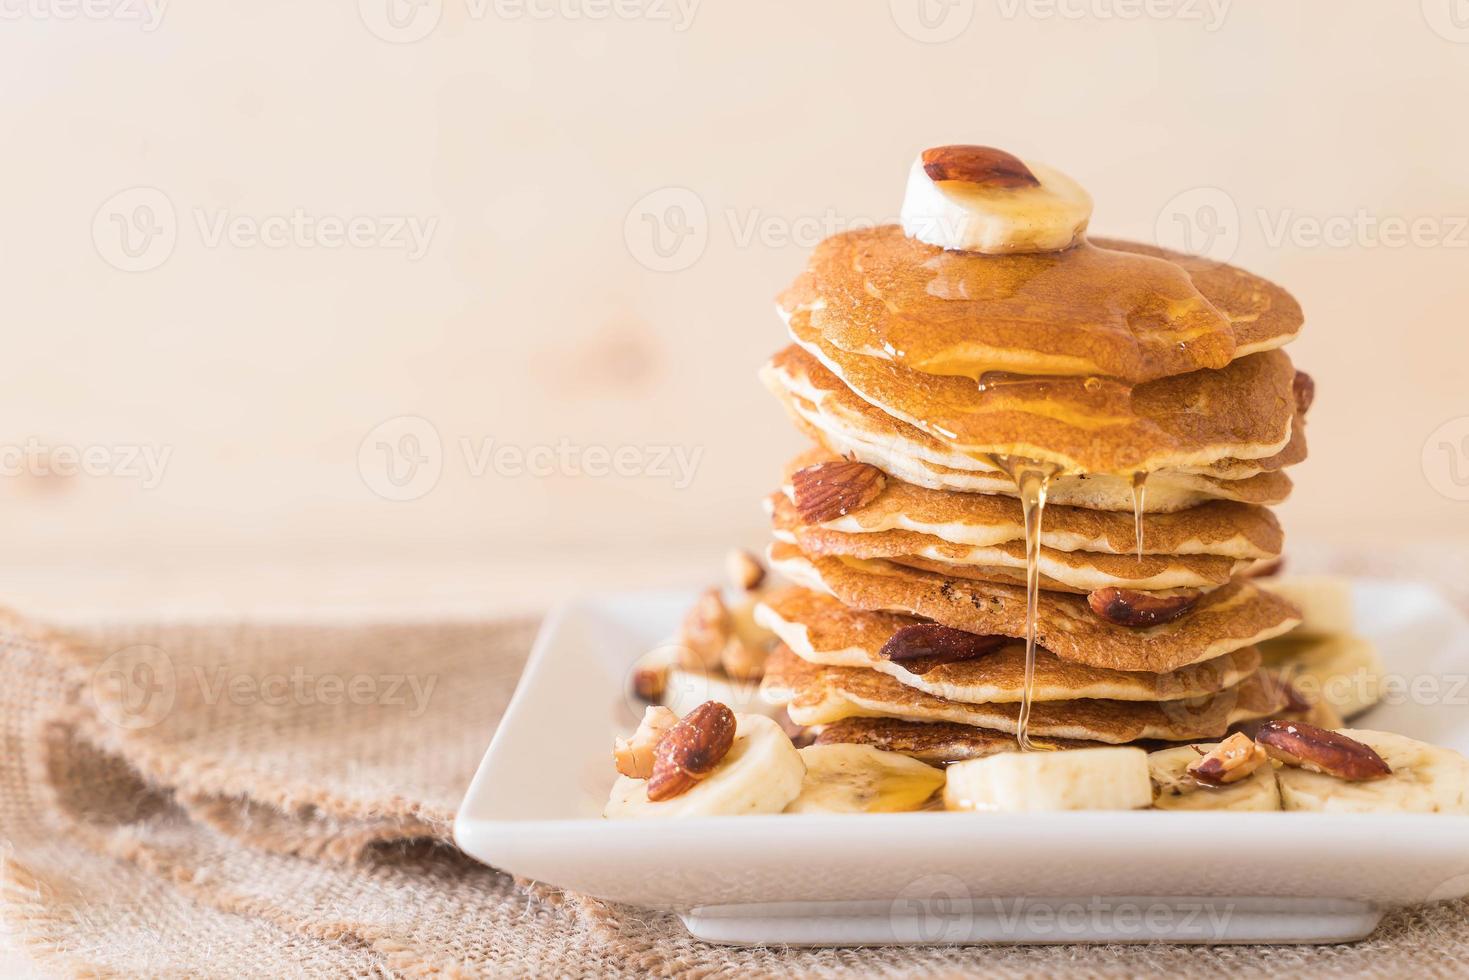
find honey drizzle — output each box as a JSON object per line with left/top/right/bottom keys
{"left": 1131, "top": 471, "right": 1149, "bottom": 562}
{"left": 986, "top": 454, "right": 1060, "bottom": 752}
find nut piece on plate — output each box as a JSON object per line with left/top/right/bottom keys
{"left": 901, "top": 145, "right": 1092, "bottom": 254}
{"left": 1272, "top": 729, "right": 1469, "bottom": 814}
{"left": 629, "top": 645, "right": 678, "bottom": 703}
{"left": 790, "top": 460, "right": 886, "bottom": 525}
{"left": 1254, "top": 721, "right": 1391, "bottom": 782}
{"left": 603, "top": 708, "right": 807, "bottom": 818}
{"left": 613, "top": 706, "right": 679, "bottom": 779}
{"left": 647, "top": 701, "right": 738, "bottom": 801}
{"left": 878, "top": 623, "right": 1006, "bottom": 675}
{"left": 1149, "top": 743, "right": 1281, "bottom": 812}
{"left": 725, "top": 548, "right": 767, "bottom": 593}
{"left": 677, "top": 588, "right": 732, "bottom": 671}
{"left": 785, "top": 744, "right": 944, "bottom": 814}
{"left": 943, "top": 747, "right": 1153, "bottom": 813}
{"left": 1087, "top": 587, "right": 1201, "bottom": 628}
{"left": 1187, "top": 732, "right": 1270, "bottom": 786}
{"left": 722, "top": 596, "right": 776, "bottom": 680}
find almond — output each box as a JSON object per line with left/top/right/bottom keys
{"left": 879, "top": 623, "right": 1006, "bottom": 675}
{"left": 921, "top": 145, "right": 1040, "bottom": 189}
{"left": 790, "top": 460, "right": 886, "bottom": 525}
{"left": 646, "top": 701, "right": 738, "bottom": 802}
{"left": 1188, "top": 732, "right": 1269, "bottom": 786}
{"left": 720, "top": 636, "right": 769, "bottom": 680}
{"left": 614, "top": 706, "right": 679, "bottom": 779}
{"left": 1254, "top": 721, "right": 1392, "bottom": 782}
{"left": 630, "top": 646, "right": 675, "bottom": 703}
{"left": 1087, "top": 587, "right": 1201, "bottom": 627}
{"left": 677, "top": 588, "right": 731, "bottom": 671}
{"left": 725, "top": 548, "right": 767, "bottom": 592}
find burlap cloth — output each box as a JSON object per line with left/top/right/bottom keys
{"left": 4, "top": 548, "right": 1469, "bottom": 976}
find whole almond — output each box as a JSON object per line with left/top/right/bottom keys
{"left": 921, "top": 146, "right": 1040, "bottom": 188}
{"left": 879, "top": 623, "right": 1006, "bottom": 675}
{"left": 790, "top": 460, "right": 886, "bottom": 525}
{"left": 1087, "top": 587, "right": 1201, "bottom": 628}
{"left": 646, "top": 701, "right": 738, "bottom": 802}
{"left": 1254, "top": 721, "right": 1392, "bottom": 782}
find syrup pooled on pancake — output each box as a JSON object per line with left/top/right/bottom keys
{"left": 778, "top": 226, "right": 1302, "bottom": 384}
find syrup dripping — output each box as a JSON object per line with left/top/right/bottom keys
{"left": 1131, "top": 471, "right": 1149, "bottom": 562}
{"left": 986, "top": 454, "right": 1060, "bottom": 751}
{"left": 976, "top": 371, "right": 1105, "bottom": 395}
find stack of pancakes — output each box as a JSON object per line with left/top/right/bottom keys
{"left": 756, "top": 222, "right": 1311, "bottom": 762}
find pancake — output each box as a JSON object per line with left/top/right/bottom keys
{"left": 780, "top": 449, "right": 1283, "bottom": 559}
{"left": 762, "top": 646, "right": 1289, "bottom": 743}
{"left": 813, "top": 717, "right": 1101, "bottom": 764}
{"left": 789, "top": 310, "right": 1298, "bottom": 475}
{"left": 763, "top": 351, "right": 1297, "bottom": 510}
{"left": 769, "top": 542, "right": 1302, "bottom": 673}
{"left": 757, "top": 587, "right": 1262, "bottom": 704}
{"left": 771, "top": 494, "right": 1252, "bottom": 593}
{"left": 778, "top": 227, "right": 1302, "bottom": 385}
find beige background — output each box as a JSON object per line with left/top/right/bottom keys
{"left": 2, "top": 1, "right": 1468, "bottom": 614}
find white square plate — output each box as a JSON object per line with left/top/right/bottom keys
{"left": 455, "top": 581, "right": 1469, "bottom": 945}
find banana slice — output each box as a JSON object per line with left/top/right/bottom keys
{"left": 786, "top": 744, "right": 944, "bottom": 814}
{"left": 603, "top": 714, "right": 805, "bottom": 818}
{"left": 1263, "top": 576, "right": 1355, "bottom": 636}
{"left": 943, "top": 747, "right": 1152, "bottom": 813}
{"left": 1275, "top": 729, "right": 1469, "bottom": 814}
{"left": 900, "top": 148, "right": 1091, "bottom": 254}
{"left": 1259, "top": 632, "right": 1383, "bottom": 719}
{"left": 1148, "top": 744, "right": 1281, "bottom": 811}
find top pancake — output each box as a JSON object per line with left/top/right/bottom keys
{"left": 788, "top": 311, "right": 1299, "bottom": 475}
{"left": 778, "top": 226, "right": 1303, "bottom": 384}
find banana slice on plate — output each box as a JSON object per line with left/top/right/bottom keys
{"left": 943, "top": 747, "right": 1153, "bottom": 812}
{"left": 1148, "top": 744, "right": 1281, "bottom": 811}
{"left": 1263, "top": 576, "right": 1355, "bottom": 636}
{"left": 1260, "top": 632, "right": 1384, "bottom": 719}
{"left": 1275, "top": 729, "right": 1469, "bottom": 814}
{"left": 603, "top": 713, "right": 805, "bottom": 818}
{"left": 785, "top": 744, "right": 944, "bottom": 814}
